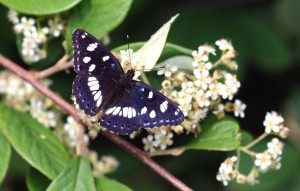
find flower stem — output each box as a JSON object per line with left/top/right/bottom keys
{"left": 243, "top": 133, "right": 268, "bottom": 150}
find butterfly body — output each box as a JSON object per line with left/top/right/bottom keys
{"left": 72, "top": 29, "right": 184, "bottom": 135}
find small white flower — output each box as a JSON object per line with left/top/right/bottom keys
{"left": 48, "top": 18, "right": 64, "bottom": 37}
{"left": 218, "top": 73, "right": 240, "bottom": 100}
{"left": 263, "top": 111, "right": 284, "bottom": 134}
{"left": 196, "top": 89, "right": 211, "bottom": 107}
{"left": 120, "top": 49, "right": 140, "bottom": 70}
{"left": 193, "top": 108, "right": 208, "bottom": 121}
{"left": 255, "top": 152, "right": 272, "bottom": 172}
{"left": 192, "top": 44, "right": 216, "bottom": 62}
{"left": 267, "top": 138, "right": 283, "bottom": 159}
{"left": 21, "top": 40, "right": 36, "bottom": 56}
{"left": 208, "top": 82, "right": 220, "bottom": 100}
{"left": 233, "top": 99, "right": 246, "bottom": 118}
{"left": 193, "top": 69, "right": 211, "bottom": 90}
{"left": 216, "top": 156, "right": 237, "bottom": 186}
{"left": 20, "top": 17, "right": 36, "bottom": 34}
{"left": 7, "top": 9, "right": 19, "bottom": 24}
{"left": 30, "top": 98, "right": 57, "bottom": 128}
{"left": 156, "top": 132, "right": 174, "bottom": 150}
{"left": 157, "top": 63, "right": 178, "bottom": 78}
{"left": 142, "top": 135, "right": 156, "bottom": 152}
{"left": 215, "top": 39, "right": 234, "bottom": 51}
{"left": 192, "top": 61, "right": 212, "bottom": 71}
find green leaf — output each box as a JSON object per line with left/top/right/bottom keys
{"left": 26, "top": 167, "right": 50, "bottom": 191}
{"left": 157, "top": 55, "right": 193, "bottom": 72}
{"left": 0, "top": 0, "right": 81, "bottom": 15}
{"left": 66, "top": 0, "right": 133, "bottom": 55}
{"left": 0, "top": 104, "right": 71, "bottom": 180}
{"left": 136, "top": 14, "right": 179, "bottom": 70}
{"left": 0, "top": 129, "right": 11, "bottom": 186}
{"left": 187, "top": 116, "right": 240, "bottom": 151}
{"left": 95, "top": 178, "right": 132, "bottom": 191}
{"left": 46, "top": 156, "right": 96, "bottom": 191}
{"left": 157, "top": 43, "right": 193, "bottom": 62}
{"left": 240, "top": 130, "right": 254, "bottom": 147}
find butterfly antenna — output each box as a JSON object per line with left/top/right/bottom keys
{"left": 127, "top": 35, "right": 132, "bottom": 66}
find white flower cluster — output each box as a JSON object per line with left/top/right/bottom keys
{"left": 7, "top": 9, "right": 64, "bottom": 63}
{"left": 88, "top": 151, "right": 119, "bottom": 176}
{"left": 64, "top": 116, "right": 89, "bottom": 147}
{"left": 142, "top": 127, "right": 174, "bottom": 152}
{"left": 173, "top": 39, "right": 244, "bottom": 132}
{"left": 216, "top": 111, "right": 288, "bottom": 186}
{"left": 254, "top": 138, "right": 284, "bottom": 172}
{"left": 0, "top": 71, "right": 57, "bottom": 127}
{"left": 216, "top": 156, "right": 237, "bottom": 186}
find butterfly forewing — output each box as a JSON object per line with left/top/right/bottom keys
{"left": 73, "top": 75, "right": 117, "bottom": 116}
{"left": 72, "top": 29, "right": 124, "bottom": 77}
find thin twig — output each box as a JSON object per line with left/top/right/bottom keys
{"left": 34, "top": 54, "right": 72, "bottom": 79}
{"left": 0, "top": 53, "right": 194, "bottom": 191}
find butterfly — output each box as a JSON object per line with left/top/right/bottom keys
{"left": 72, "top": 29, "right": 184, "bottom": 135}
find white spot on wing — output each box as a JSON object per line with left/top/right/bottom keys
{"left": 148, "top": 91, "right": 153, "bottom": 99}
{"left": 88, "top": 80, "right": 98, "bottom": 86}
{"left": 132, "top": 108, "right": 136, "bottom": 117}
{"left": 113, "top": 107, "right": 121, "bottom": 115}
{"left": 94, "top": 91, "right": 101, "bottom": 101}
{"left": 174, "top": 111, "right": 178, "bottom": 115}
{"left": 160, "top": 101, "right": 168, "bottom": 113}
{"left": 89, "top": 64, "right": 96, "bottom": 72}
{"left": 123, "top": 107, "right": 128, "bottom": 118}
{"left": 102, "top": 56, "right": 110, "bottom": 61}
{"left": 81, "top": 34, "right": 86, "bottom": 38}
{"left": 149, "top": 110, "right": 156, "bottom": 118}
{"left": 128, "top": 107, "right": 132, "bottom": 118}
{"left": 96, "top": 95, "right": 102, "bottom": 107}
{"left": 90, "top": 84, "right": 99, "bottom": 91}
{"left": 106, "top": 107, "right": 116, "bottom": 114}
{"left": 87, "top": 43, "right": 97, "bottom": 51}
{"left": 88, "top": 77, "right": 97, "bottom": 81}
{"left": 141, "top": 107, "right": 147, "bottom": 115}
{"left": 83, "top": 56, "right": 91, "bottom": 63}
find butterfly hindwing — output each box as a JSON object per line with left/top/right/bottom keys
{"left": 72, "top": 29, "right": 124, "bottom": 78}
{"left": 98, "top": 90, "right": 141, "bottom": 134}
{"left": 132, "top": 81, "right": 185, "bottom": 128}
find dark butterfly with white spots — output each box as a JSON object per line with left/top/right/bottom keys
{"left": 72, "top": 29, "right": 184, "bottom": 135}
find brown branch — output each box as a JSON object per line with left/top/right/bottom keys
{"left": 0, "top": 53, "right": 194, "bottom": 191}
